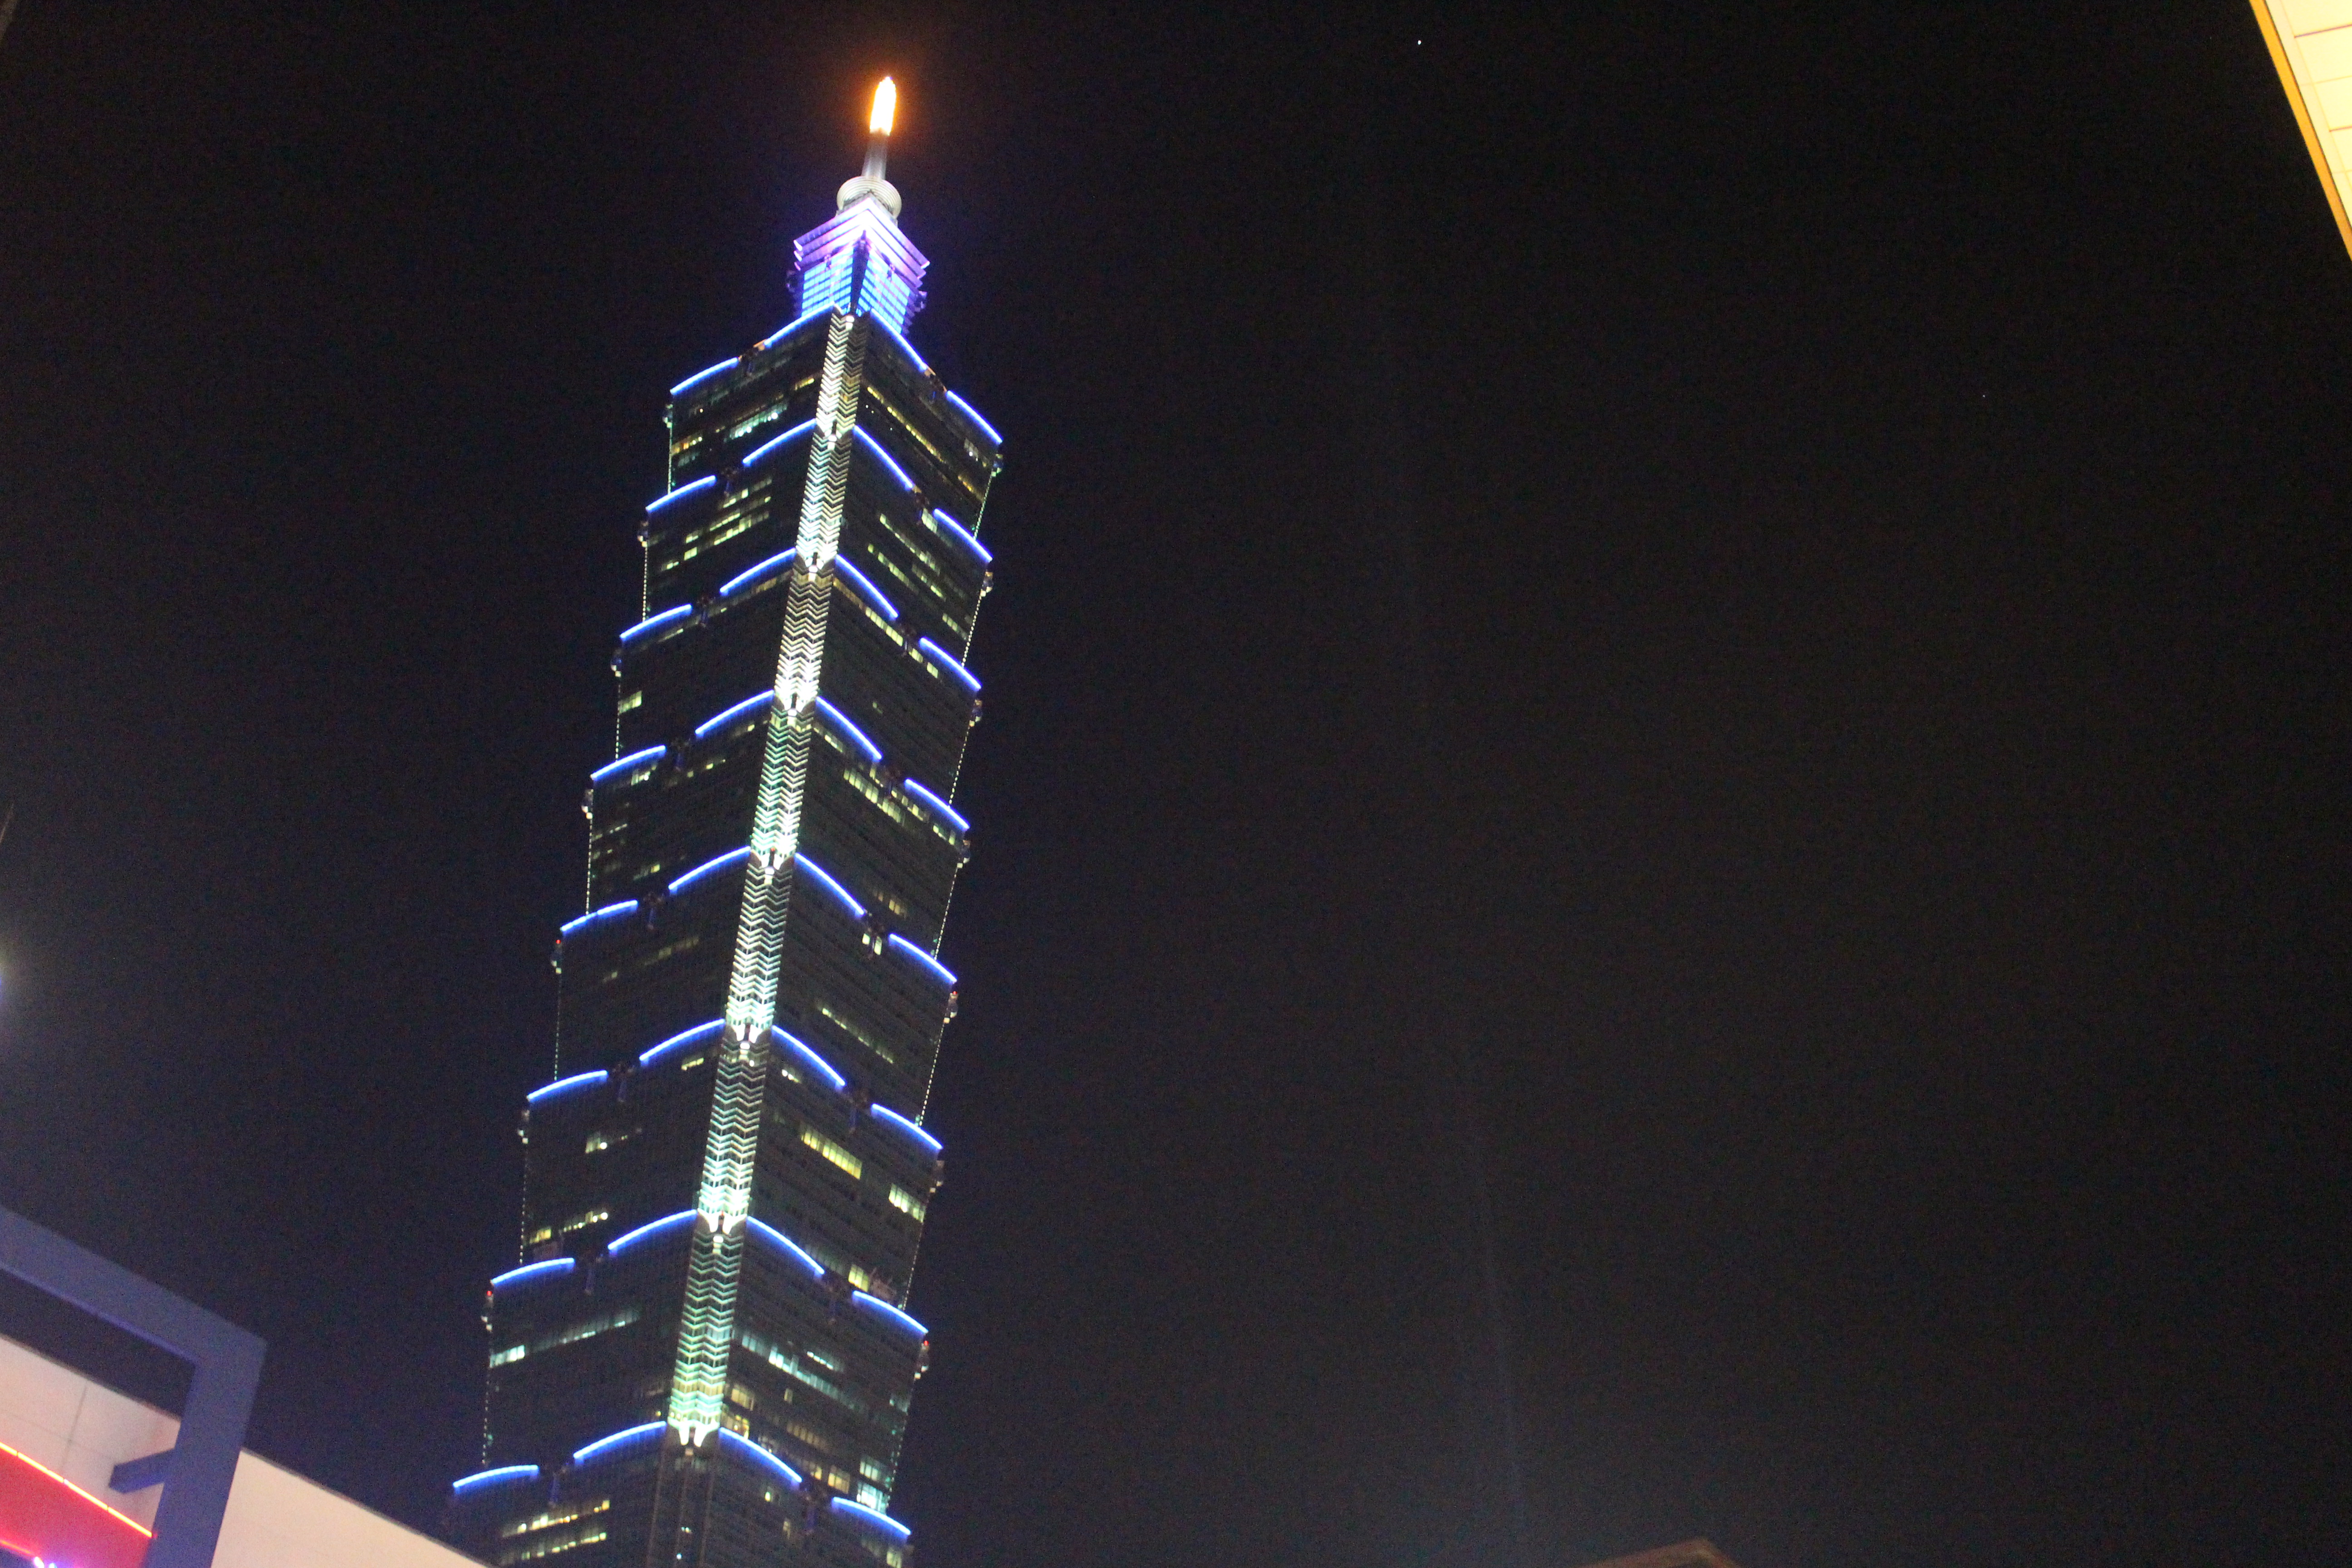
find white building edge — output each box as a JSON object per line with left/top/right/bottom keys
{"left": 0, "top": 1328, "right": 483, "bottom": 1568}
{"left": 2253, "top": 0, "right": 2352, "bottom": 259}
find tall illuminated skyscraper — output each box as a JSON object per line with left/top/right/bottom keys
{"left": 448, "top": 81, "right": 1000, "bottom": 1568}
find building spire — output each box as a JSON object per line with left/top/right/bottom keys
{"left": 838, "top": 77, "right": 903, "bottom": 218}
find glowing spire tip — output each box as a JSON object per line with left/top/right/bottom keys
{"left": 870, "top": 78, "right": 897, "bottom": 137}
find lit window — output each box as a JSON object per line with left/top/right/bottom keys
{"left": 888, "top": 1186, "right": 926, "bottom": 1220}
{"left": 802, "top": 1125, "right": 863, "bottom": 1179}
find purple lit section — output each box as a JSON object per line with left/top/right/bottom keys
{"left": 791, "top": 204, "right": 929, "bottom": 333}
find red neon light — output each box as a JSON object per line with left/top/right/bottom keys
{"left": 0, "top": 1441, "right": 152, "bottom": 1568}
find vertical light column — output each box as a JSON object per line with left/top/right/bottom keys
{"left": 668, "top": 311, "right": 868, "bottom": 1440}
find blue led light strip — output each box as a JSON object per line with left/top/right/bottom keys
{"left": 868, "top": 316, "right": 930, "bottom": 376}
{"left": 489, "top": 1259, "right": 575, "bottom": 1293}
{"left": 744, "top": 419, "right": 818, "bottom": 468}
{"left": 833, "top": 554, "right": 899, "bottom": 621}
{"left": 902, "top": 778, "right": 968, "bottom": 834}
{"left": 451, "top": 1465, "right": 539, "bottom": 1497}
{"left": 641, "top": 1019, "right": 725, "bottom": 1068}
{"left": 646, "top": 475, "right": 719, "bottom": 516}
{"left": 745, "top": 1218, "right": 824, "bottom": 1279}
{"left": 944, "top": 389, "right": 1003, "bottom": 447}
{"left": 926, "top": 506, "right": 992, "bottom": 565}
{"left": 917, "top": 636, "right": 981, "bottom": 693}
{"left": 669, "top": 846, "right": 754, "bottom": 896}
{"left": 887, "top": 933, "right": 957, "bottom": 988}
{"left": 609, "top": 1211, "right": 696, "bottom": 1256}
{"left": 715, "top": 1427, "right": 804, "bottom": 1491}
{"left": 792, "top": 853, "right": 867, "bottom": 919}
{"left": 573, "top": 1422, "right": 666, "bottom": 1468}
{"left": 853, "top": 426, "right": 920, "bottom": 494}
{"left": 812, "top": 696, "right": 883, "bottom": 763}
{"left": 720, "top": 549, "right": 797, "bottom": 598}
{"left": 669, "top": 358, "right": 740, "bottom": 398}
{"left": 526, "top": 1070, "right": 608, "bottom": 1107}
{"left": 774, "top": 1027, "right": 849, "bottom": 1093}
{"left": 621, "top": 604, "right": 693, "bottom": 645}
{"left": 694, "top": 691, "right": 775, "bottom": 741}
{"left": 756, "top": 305, "right": 830, "bottom": 352}
{"left": 829, "top": 1498, "right": 913, "bottom": 1543}
{"left": 852, "top": 1292, "right": 929, "bottom": 1342}
{"left": 869, "top": 1104, "right": 942, "bottom": 1158}
{"left": 559, "top": 900, "right": 638, "bottom": 939}
{"left": 591, "top": 745, "right": 666, "bottom": 786}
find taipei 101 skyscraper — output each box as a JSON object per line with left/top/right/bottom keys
{"left": 448, "top": 81, "right": 1001, "bottom": 1568}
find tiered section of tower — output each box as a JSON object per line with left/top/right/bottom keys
{"left": 450, "top": 148, "right": 1001, "bottom": 1568}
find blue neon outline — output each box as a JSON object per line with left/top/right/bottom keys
{"left": 719, "top": 549, "right": 798, "bottom": 598}
{"left": 901, "top": 779, "right": 968, "bottom": 834}
{"left": 608, "top": 1210, "right": 696, "bottom": 1257}
{"left": 852, "top": 1292, "right": 929, "bottom": 1342}
{"left": 490, "top": 1258, "right": 575, "bottom": 1292}
{"left": 828, "top": 1497, "right": 912, "bottom": 1542}
{"left": 669, "top": 845, "right": 753, "bottom": 896}
{"left": 715, "top": 1427, "right": 805, "bottom": 1491}
{"left": 887, "top": 933, "right": 957, "bottom": 988}
{"left": 869, "top": 1104, "right": 943, "bottom": 1158}
{"left": 694, "top": 691, "right": 775, "bottom": 740}
{"left": 852, "top": 425, "right": 920, "bottom": 493}
{"left": 917, "top": 637, "right": 981, "bottom": 693}
{"left": 744, "top": 419, "right": 818, "bottom": 468}
{"left": 745, "top": 1217, "right": 825, "bottom": 1279}
{"left": 527, "top": 1069, "right": 609, "bottom": 1107}
{"left": 868, "top": 316, "right": 930, "bottom": 376}
{"left": 620, "top": 604, "right": 693, "bottom": 645}
{"left": 812, "top": 697, "right": 883, "bottom": 764}
{"left": 833, "top": 554, "right": 900, "bottom": 621}
{"left": 560, "top": 900, "right": 639, "bottom": 939}
{"left": 591, "top": 745, "right": 666, "bottom": 786}
{"left": 792, "top": 853, "right": 867, "bottom": 919}
{"left": 451, "top": 1464, "right": 540, "bottom": 1496}
{"left": 646, "top": 475, "right": 719, "bottom": 516}
{"left": 773, "top": 1027, "right": 849, "bottom": 1093}
{"left": 669, "top": 358, "right": 740, "bottom": 398}
{"left": 641, "top": 1019, "right": 725, "bottom": 1068}
{"left": 944, "top": 389, "right": 1003, "bottom": 447}
{"left": 757, "top": 305, "right": 830, "bottom": 350}
{"left": 572, "top": 1421, "right": 666, "bottom": 1468}
{"left": 926, "top": 506, "right": 992, "bottom": 565}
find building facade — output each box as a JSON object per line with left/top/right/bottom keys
{"left": 449, "top": 82, "right": 1000, "bottom": 1568}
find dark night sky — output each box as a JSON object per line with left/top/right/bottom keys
{"left": 2, "top": 4, "right": 2348, "bottom": 1566}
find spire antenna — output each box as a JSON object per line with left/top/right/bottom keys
{"left": 864, "top": 78, "right": 897, "bottom": 181}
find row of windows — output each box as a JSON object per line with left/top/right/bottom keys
{"left": 489, "top": 1303, "right": 644, "bottom": 1370}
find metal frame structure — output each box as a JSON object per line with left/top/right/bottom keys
{"left": 0, "top": 1205, "right": 265, "bottom": 1568}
